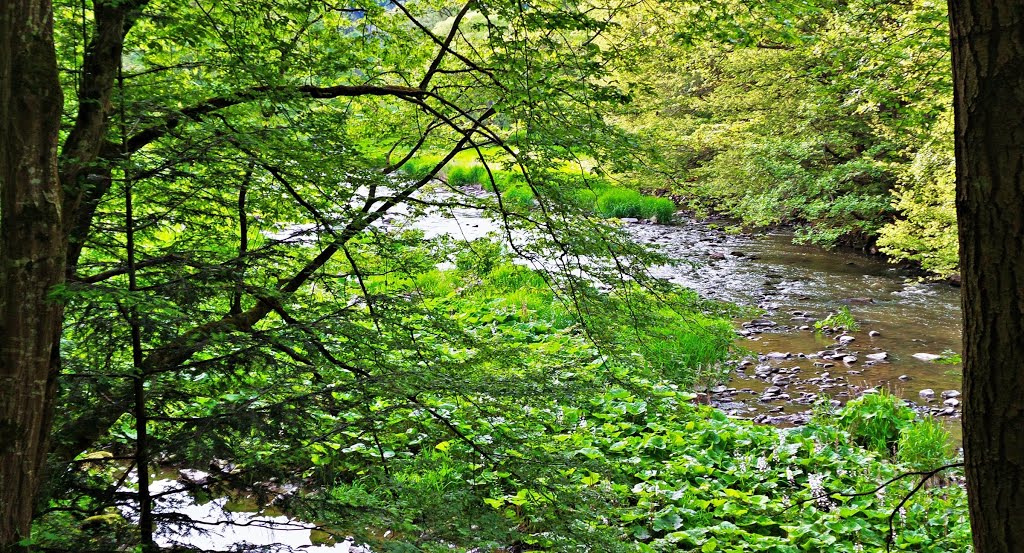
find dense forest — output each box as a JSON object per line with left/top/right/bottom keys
{"left": 2, "top": 0, "right": 1022, "bottom": 552}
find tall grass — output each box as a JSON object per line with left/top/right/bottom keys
{"left": 447, "top": 165, "right": 488, "bottom": 186}
{"left": 595, "top": 189, "right": 675, "bottom": 223}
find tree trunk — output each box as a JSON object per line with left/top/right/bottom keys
{"left": 949, "top": 1, "right": 1024, "bottom": 551}
{"left": 0, "top": 0, "right": 65, "bottom": 549}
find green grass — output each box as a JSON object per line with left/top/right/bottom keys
{"left": 897, "top": 416, "right": 954, "bottom": 469}
{"left": 594, "top": 188, "right": 675, "bottom": 223}
{"left": 447, "top": 164, "right": 488, "bottom": 186}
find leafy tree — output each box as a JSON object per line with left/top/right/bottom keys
{"left": 2, "top": 0, "right": 683, "bottom": 549}
{"left": 617, "top": 0, "right": 953, "bottom": 256}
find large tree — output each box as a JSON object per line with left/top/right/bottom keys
{"left": 0, "top": 0, "right": 65, "bottom": 547}
{"left": 0, "top": 0, "right": 662, "bottom": 549}
{"left": 949, "top": 0, "right": 1024, "bottom": 551}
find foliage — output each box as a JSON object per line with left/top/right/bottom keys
{"left": 595, "top": 189, "right": 676, "bottom": 223}
{"left": 876, "top": 115, "right": 959, "bottom": 276}
{"left": 897, "top": 417, "right": 954, "bottom": 470}
{"left": 616, "top": 0, "right": 955, "bottom": 264}
{"left": 447, "top": 165, "right": 489, "bottom": 187}
{"left": 838, "top": 391, "right": 917, "bottom": 455}
{"left": 814, "top": 306, "right": 860, "bottom": 332}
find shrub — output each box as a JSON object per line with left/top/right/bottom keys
{"left": 398, "top": 157, "right": 440, "bottom": 180}
{"left": 639, "top": 195, "right": 676, "bottom": 223}
{"left": 814, "top": 306, "right": 859, "bottom": 332}
{"left": 447, "top": 164, "right": 488, "bottom": 186}
{"left": 454, "top": 237, "right": 504, "bottom": 276}
{"left": 501, "top": 185, "right": 535, "bottom": 209}
{"left": 595, "top": 188, "right": 646, "bottom": 219}
{"left": 838, "top": 391, "right": 916, "bottom": 454}
{"left": 897, "top": 417, "right": 954, "bottom": 470}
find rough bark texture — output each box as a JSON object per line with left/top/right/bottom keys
{"left": 949, "top": 1, "right": 1024, "bottom": 551}
{"left": 0, "top": 0, "right": 65, "bottom": 549}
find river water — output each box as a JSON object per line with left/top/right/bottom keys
{"left": 626, "top": 219, "right": 963, "bottom": 423}
{"left": 410, "top": 204, "right": 964, "bottom": 417}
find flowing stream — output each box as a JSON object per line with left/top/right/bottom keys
{"left": 626, "top": 219, "right": 963, "bottom": 424}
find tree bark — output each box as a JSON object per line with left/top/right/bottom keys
{"left": 0, "top": 0, "right": 65, "bottom": 549}
{"left": 949, "top": 1, "right": 1024, "bottom": 551}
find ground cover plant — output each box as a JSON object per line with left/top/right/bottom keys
{"left": 39, "top": 240, "right": 969, "bottom": 552}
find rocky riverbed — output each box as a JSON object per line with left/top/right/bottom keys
{"left": 624, "top": 216, "right": 964, "bottom": 429}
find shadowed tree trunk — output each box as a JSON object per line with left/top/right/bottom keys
{"left": 0, "top": 0, "right": 65, "bottom": 549}
{"left": 949, "top": 1, "right": 1024, "bottom": 551}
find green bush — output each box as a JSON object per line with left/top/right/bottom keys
{"left": 838, "top": 391, "right": 916, "bottom": 454}
{"left": 595, "top": 188, "right": 645, "bottom": 219}
{"left": 897, "top": 417, "right": 954, "bottom": 470}
{"left": 398, "top": 157, "right": 440, "bottom": 180}
{"left": 501, "top": 185, "right": 535, "bottom": 209}
{"left": 877, "top": 125, "right": 959, "bottom": 277}
{"left": 640, "top": 196, "right": 676, "bottom": 223}
{"left": 595, "top": 189, "right": 676, "bottom": 222}
{"left": 814, "top": 306, "right": 859, "bottom": 332}
{"left": 454, "top": 237, "right": 504, "bottom": 276}
{"left": 447, "top": 164, "right": 488, "bottom": 186}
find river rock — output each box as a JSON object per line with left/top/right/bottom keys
{"left": 620, "top": 217, "right": 639, "bottom": 224}
{"left": 799, "top": 325, "right": 811, "bottom": 330}
{"left": 765, "top": 351, "right": 789, "bottom": 359}
{"left": 919, "top": 388, "right": 936, "bottom": 400}
{"left": 710, "top": 385, "right": 729, "bottom": 394}
{"left": 754, "top": 365, "right": 775, "bottom": 377}
{"left": 842, "top": 297, "right": 875, "bottom": 304}
{"left": 842, "top": 355, "right": 858, "bottom": 364}
{"left": 813, "top": 361, "right": 834, "bottom": 368}
{"left": 865, "top": 352, "right": 888, "bottom": 361}
{"left": 898, "top": 374, "right": 912, "bottom": 381}
{"left": 944, "top": 398, "right": 961, "bottom": 407}
{"left": 770, "top": 375, "right": 791, "bottom": 386}
{"left": 937, "top": 406, "right": 957, "bottom": 417}
{"left": 941, "top": 390, "right": 961, "bottom": 399}
{"left": 178, "top": 469, "right": 212, "bottom": 487}
{"left": 868, "top": 330, "right": 881, "bottom": 337}
{"left": 708, "top": 251, "right": 726, "bottom": 260}
{"left": 837, "top": 335, "right": 856, "bottom": 345}
{"left": 748, "top": 319, "right": 778, "bottom": 327}
{"left": 912, "top": 353, "right": 943, "bottom": 361}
